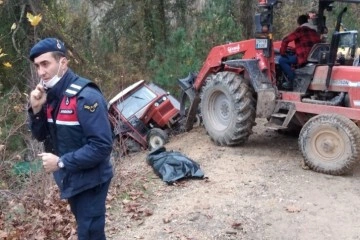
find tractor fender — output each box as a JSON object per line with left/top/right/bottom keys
{"left": 223, "top": 59, "right": 277, "bottom": 118}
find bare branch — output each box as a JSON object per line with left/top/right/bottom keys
{"left": 12, "top": 4, "right": 26, "bottom": 55}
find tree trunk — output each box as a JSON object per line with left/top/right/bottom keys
{"left": 238, "top": 0, "right": 255, "bottom": 39}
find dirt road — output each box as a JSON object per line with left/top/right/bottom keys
{"left": 107, "top": 119, "right": 360, "bottom": 240}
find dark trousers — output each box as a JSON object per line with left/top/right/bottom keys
{"left": 279, "top": 54, "right": 297, "bottom": 81}
{"left": 68, "top": 179, "right": 111, "bottom": 240}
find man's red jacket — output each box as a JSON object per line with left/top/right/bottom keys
{"left": 280, "top": 24, "right": 321, "bottom": 66}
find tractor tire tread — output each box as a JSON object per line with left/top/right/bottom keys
{"left": 200, "top": 71, "right": 256, "bottom": 146}
{"left": 299, "top": 114, "right": 360, "bottom": 175}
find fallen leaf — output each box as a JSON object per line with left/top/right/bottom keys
{"left": 3, "top": 62, "right": 12, "bottom": 68}
{"left": 231, "top": 221, "right": 243, "bottom": 229}
{"left": 11, "top": 23, "right": 16, "bottom": 30}
{"left": 26, "top": 12, "right": 42, "bottom": 27}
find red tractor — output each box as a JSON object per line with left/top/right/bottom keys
{"left": 179, "top": 0, "right": 360, "bottom": 175}
{"left": 108, "top": 80, "right": 181, "bottom": 155}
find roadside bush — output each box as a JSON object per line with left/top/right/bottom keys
{"left": 0, "top": 87, "right": 30, "bottom": 191}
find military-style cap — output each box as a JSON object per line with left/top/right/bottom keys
{"left": 29, "top": 38, "right": 66, "bottom": 61}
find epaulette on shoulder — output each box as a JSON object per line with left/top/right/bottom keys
{"left": 64, "top": 78, "right": 99, "bottom": 97}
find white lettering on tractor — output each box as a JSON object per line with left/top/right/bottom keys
{"left": 332, "top": 80, "right": 360, "bottom": 87}
{"left": 227, "top": 44, "right": 240, "bottom": 54}
{"left": 354, "top": 100, "right": 360, "bottom": 107}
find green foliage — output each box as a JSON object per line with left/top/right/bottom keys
{"left": 0, "top": 87, "right": 27, "bottom": 156}
{"left": 0, "top": 2, "right": 28, "bottom": 93}
{"left": 193, "top": 0, "right": 243, "bottom": 47}
{"left": 149, "top": 0, "right": 243, "bottom": 92}
{"left": 148, "top": 28, "right": 200, "bottom": 91}
{"left": 0, "top": 87, "right": 29, "bottom": 193}
{"left": 97, "top": 1, "right": 151, "bottom": 85}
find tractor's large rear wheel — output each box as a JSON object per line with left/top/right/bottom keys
{"left": 200, "top": 71, "right": 256, "bottom": 146}
{"left": 299, "top": 114, "right": 360, "bottom": 175}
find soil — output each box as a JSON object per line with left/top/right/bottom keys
{"left": 106, "top": 118, "right": 360, "bottom": 240}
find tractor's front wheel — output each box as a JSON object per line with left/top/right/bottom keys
{"left": 200, "top": 71, "right": 256, "bottom": 146}
{"left": 299, "top": 114, "right": 360, "bottom": 175}
{"left": 147, "top": 128, "right": 169, "bottom": 150}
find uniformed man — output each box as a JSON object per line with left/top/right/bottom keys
{"left": 28, "top": 38, "right": 113, "bottom": 240}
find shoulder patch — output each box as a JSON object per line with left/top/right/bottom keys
{"left": 84, "top": 102, "right": 99, "bottom": 112}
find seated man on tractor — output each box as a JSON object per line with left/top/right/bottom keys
{"left": 279, "top": 14, "right": 321, "bottom": 90}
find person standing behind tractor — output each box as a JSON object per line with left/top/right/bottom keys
{"left": 307, "top": 9, "right": 318, "bottom": 28}
{"left": 307, "top": 9, "right": 328, "bottom": 42}
{"left": 279, "top": 14, "right": 321, "bottom": 90}
{"left": 28, "top": 38, "right": 113, "bottom": 240}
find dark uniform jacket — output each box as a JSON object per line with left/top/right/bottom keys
{"left": 29, "top": 69, "right": 113, "bottom": 199}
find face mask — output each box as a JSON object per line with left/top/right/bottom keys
{"left": 42, "top": 58, "right": 65, "bottom": 89}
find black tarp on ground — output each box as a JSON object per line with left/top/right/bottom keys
{"left": 146, "top": 147, "right": 205, "bottom": 184}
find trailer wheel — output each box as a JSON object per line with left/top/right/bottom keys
{"left": 147, "top": 128, "right": 169, "bottom": 150}
{"left": 299, "top": 114, "right": 360, "bottom": 175}
{"left": 200, "top": 71, "right": 256, "bottom": 145}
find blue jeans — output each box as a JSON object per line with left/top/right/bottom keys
{"left": 68, "top": 179, "right": 111, "bottom": 240}
{"left": 279, "top": 55, "right": 297, "bottom": 81}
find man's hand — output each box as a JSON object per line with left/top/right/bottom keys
{"left": 30, "top": 84, "right": 47, "bottom": 114}
{"left": 38, "top": 152, "right": 59, "bottom": 173}
{"left": 280, "top": 48, "right": 287, "bottom": 57}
